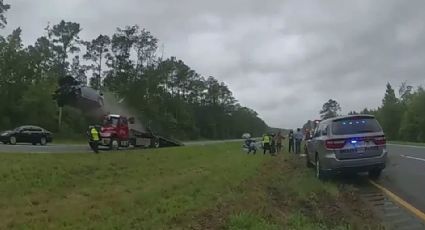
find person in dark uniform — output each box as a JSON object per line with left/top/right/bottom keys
{"left": 270, "top": 133, "right": 276, "bottom": 155}
{"left": 288, "top": 130, "right": 294, "bottom": 153}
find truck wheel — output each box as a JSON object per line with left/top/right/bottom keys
{"left": 151, "top": 138, "right": 160, "bottom": 148}
{"left": 9, "top": 136, "right": 16, "bottom": 145}
{"left": 110, "top": 139, "right": 119, "bottom": 150}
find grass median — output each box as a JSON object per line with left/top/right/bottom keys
{"left": 0, "top": 142, "right": 381, "bottom": 229}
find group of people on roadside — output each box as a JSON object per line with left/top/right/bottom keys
{"left": 244, "top": 128, "right": 307, "bottom": 156}
{"left": 243, "top": 133, "right": 279, "bottom": 155}
{"left": 261, "top": 131, "right": 286, "bottom": 155}
{"left": 288, "top": 128, "right": 304, "bottom": 154}
{"left": 244, "top": 128, "right": 305, "bottom": 156}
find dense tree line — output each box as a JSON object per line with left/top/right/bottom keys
{"left": 342, "top": 82, "right": 425, "bottom": 142}
{"left": 305, "top": 82, "right": 425, "bottom": 143}
{"left": 0, "top": 2, "right": 268, "bottom": 140}
{"left": 360, "top": 83, "right": 425, "bottom": 142}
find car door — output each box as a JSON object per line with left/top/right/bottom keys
{"left": 29, "top": 127, "right": 43, "bottom": 143}
{"left": 315, "top": 124, "right": 329, "bottom": 155}
{"left": 307, "top": 127, "right": 320, "bottom": 159}
{"left": 309, "top": 123, "right": 328, "bottom": 160}
{"left": 17, "top": 127, "right": 31, "bottom": 143}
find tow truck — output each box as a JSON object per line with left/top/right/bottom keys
{"left": 98, "top": 114, "right": 183, "bottom": 150}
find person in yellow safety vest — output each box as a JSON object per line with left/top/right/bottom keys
{"left": 89, "top": 126, "right": 100, "bottom": 153}
{"left": 262, "top": 134, "right": 271, "bottom": 155}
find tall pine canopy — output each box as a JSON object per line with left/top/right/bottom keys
{"left": 0, "top": 2, "right": 268, "bottom": 140}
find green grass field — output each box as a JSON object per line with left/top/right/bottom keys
{"left": 0, "top": 143, "right": 381, "bottom": 229}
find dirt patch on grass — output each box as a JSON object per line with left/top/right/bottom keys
{"left": 188, "top": 154, "right": 383, "bottom": 230}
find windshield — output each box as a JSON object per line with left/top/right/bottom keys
{"left": 103, "top": 117, "right": 119, "bottom": 127}
{"left": 331, "top": 117, "right": 382, "bottom": 135}
{"left": 13, "top": 127, "right": 24, "bottom": 132}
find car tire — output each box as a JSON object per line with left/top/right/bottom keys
{"left": 368, "top": 168, "right": 382, "bottom": 179}
{"left": 110, "top": 138, "right": 119, "bottom": 150}
{"left": 315, "top": 155, "right": 327, "bottom": 180}
{"left": 306, "top": 153, "right": 314, "bottom": 168}
{"left": 9, "top": 136, "right": 17, "bottom": 145}
{"left": 32, "top": 142, "right": 37, "bottom": 145}
{"left": 40, "top": 137, "right": 47, "bottom": 146}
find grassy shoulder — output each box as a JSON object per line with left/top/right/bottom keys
{"left": 0, "top": 143, "right": 382, "bottom": 229}
{"left": 389, "top": 141, "right": 425, "bottom": 147}
{"left": 195, "top": 153, "right": 382, "bottom": 230}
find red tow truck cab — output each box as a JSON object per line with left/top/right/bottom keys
{"left": 99, "top": 114, "right": 156, "bottom": 149}
{"left": 98, "top": 114, "right": 183, "bottom": 150}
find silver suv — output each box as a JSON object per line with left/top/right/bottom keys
{"left": 305, "top": 115, "right": 387, "bottom": 179}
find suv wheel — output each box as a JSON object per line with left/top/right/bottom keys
{"left": 306, "top": 153, "right": 314, "bottom": 168}
{"left": 315, "top": 155, "right": 327, "bottom": 180}
{"left": 369, "top": 168, "right": 382, "bottom": 179}
{"left": 9, "top": 136, "right": 17, "bottom": 145}
{"left": 40, "top": 137, "right": 47, "bottom": 146}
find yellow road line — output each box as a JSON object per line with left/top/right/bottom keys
{"left": 369, "top": 180, "right": 425, "bottom": 222}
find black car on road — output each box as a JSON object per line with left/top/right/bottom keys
{"left": 0, "top": 126, "right": 53, "bottom": 145}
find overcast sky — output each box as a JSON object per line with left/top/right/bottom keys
{"left": 2, "top": 0, "right": 425, "bottom": 128}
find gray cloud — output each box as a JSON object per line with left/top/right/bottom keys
{"left": 2, "top": 0, "right": 425, "bottom": 128}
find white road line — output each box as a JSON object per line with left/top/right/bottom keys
{"left": 388, "top": 144, "right": 425, "bottom": 149}
{"left": 400, "top": 154, "right": 425, "bottom": 162}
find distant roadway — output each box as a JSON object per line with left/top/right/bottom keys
{"left": 0, "top": 139, "right": 243, "bottom": 154}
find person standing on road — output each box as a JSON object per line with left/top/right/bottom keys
{"left": 295, "top": 128, "right": 303, "bottom": 154}
{"left": 88, "top": 126, "right": 100, "bottom": 154}
{"left": 275, "top": 131, "right": 285, "bottom": 154}
{"left": 288, "top": 130, "right": 294, "bottom": 153}
{"left": 262, "top": 134, "right": 271, "bottom": 155}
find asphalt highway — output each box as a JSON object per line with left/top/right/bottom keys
{"left": 377, "top": 144, "right": 425, "bottom": 213}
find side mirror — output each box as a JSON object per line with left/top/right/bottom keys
{"left": 128, "top": 117, "right": 135, "bottom": 124}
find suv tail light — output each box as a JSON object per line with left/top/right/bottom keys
{"left": 373, "top": 135, "right": 386, "bottom": 145}
{"left": 325, "top": 139, "right": 346, "bottom": 149}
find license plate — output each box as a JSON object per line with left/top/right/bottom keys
{"left": 365, "top": 146, "right": 379, "bottom": 151}
{"left": 356, "top": 147, "right": 365, "bottom": 153}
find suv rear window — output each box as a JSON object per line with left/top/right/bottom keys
{"left": 331, "top": 117, "right": 382, "bottom": 135}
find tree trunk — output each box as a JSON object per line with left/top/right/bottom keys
{"left": 58, "top": 107, "right": 62, "bottom": 131}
